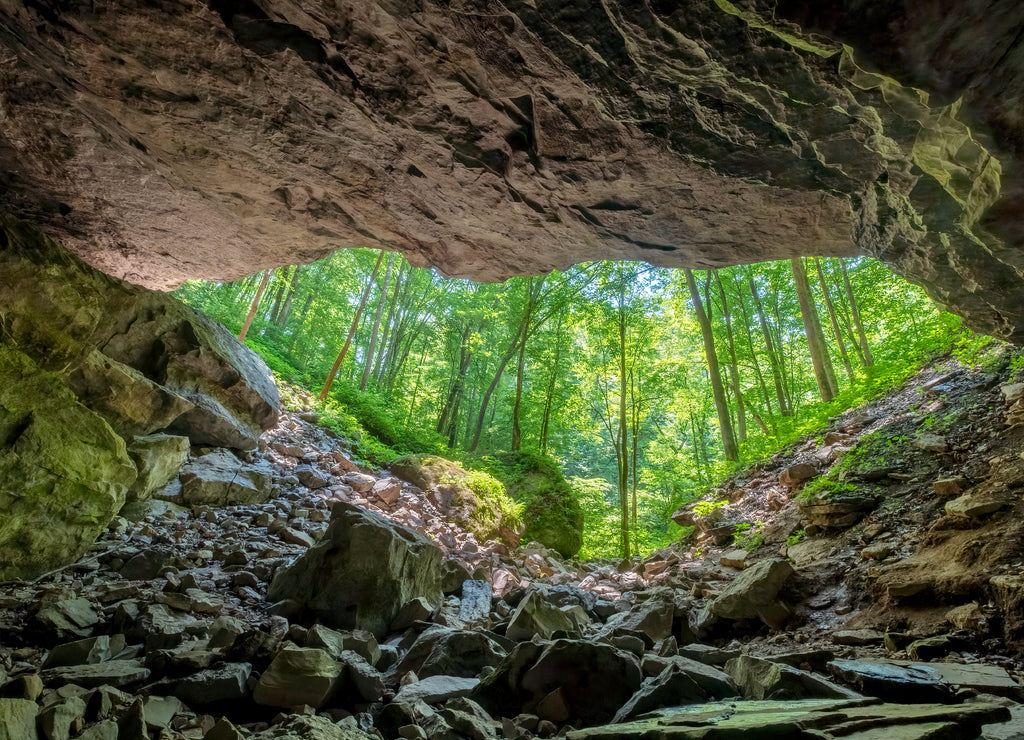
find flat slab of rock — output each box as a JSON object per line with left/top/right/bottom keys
{"left": 827, "top": 659, "right": 955, "bottom": 703}
{"left": 41, "top": 659, "right": 150, "bottom": 689}
{"left": 166, "top": 450, "right": 272, "bottom": 506}
{"left": 720, "top": 550, "right": 750, "bottom": 569}
{"left": 393, "top": 675, "right": 479, "bottom": 705}
{"left": 563, "top": 699, "right": 1010, "bottom": 739}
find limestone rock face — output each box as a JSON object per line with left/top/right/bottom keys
{"left": 0, "top": 215, "right": 280, "bottom": 451}
{"left": 0, "top": 213, "right": 280, "bottom": 578}
{"left": 1, "top": 1, "right": 1022, "bottom": 339}
{"left": 0, "top": 346, "right": 136, "bottom": 581}
{"left": 267, "top": 502, "right": 444, "bottom": 638}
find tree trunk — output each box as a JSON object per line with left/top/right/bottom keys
{"left": 539, "top": 316, "right": 564, "bottom": 454}
{"left": 373, "top": 261, "right": 407, "bottom": 382}
{"left": 617, "top": 275, "right": 631, "bottom": 558}
{"left": 511, "top": 279, "right": 541, "bottom": 452}
{"left": 714, "top": 270, "right": 746, "bottom": 442}
{"left": 839, "top": 259, "right": 875, "bottom": 367}
{"left": 268, "top": 267, "right": 289, "bottom": 324}
{"left": 814, "top": 258, "right": 855, "bottom": 381}
{"left": 436, "top": 324, "right": 473, "bottom": 439}
{"left": 275, "top": 265, "right": 303, "bottom": 327}
{"left": 685, "top": 269, "right": 738, "bottom": 462}
{"left": 467, "top": 318, "right": 528, "bottom": 452}
{"left": 791, "top": 257, "right": 838, "bottom": 402}
{"left": 319, "top": 251, "right": 386, "bottom": 400}
{"left": 360, "top": 253, "right": 396, "bottom": 391}
{"left": 733, "top": 276, "right": 774, "bottom": 421}
{"left": 238, "top": 269, "right": 271, "bottom": 342}
{"left": 746, "top": 266, "right": 791, "bottom": 416}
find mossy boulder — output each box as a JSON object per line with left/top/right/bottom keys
{"left": 486, "top": 452, "right": 584, "bottom": 558}
{"left": 390, "top": 454, "right": 523, "bottom": 547}
{"left": 0, "top": 344, "right": 137, "bottom": 581}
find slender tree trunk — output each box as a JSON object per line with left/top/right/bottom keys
{"left": 539, "top": 316, "right": 564, "bottom": 454}
{"left": 839, "top": 259, "right": 874, "bottom": 367}
{"left": 268, "top": 267, "right": 289, "bottom": 324}
{"left": 747, "top": 266, "right": 790, "bottom": 416}
{"left": 319, "top": 251, "right": 386, "bottom": 400}
{"left": 690, "top": 411, "right": 707, "bottom": 487}
{"left": 714, "top": 270, "right": 747, "bottom": 442}
{"left": 405, "top": 343, "right": 429, "bottom": 428}
{"left": 791, "top": 257, "right": 838, "bottom": 402}
{"left": 238, "top": 269, "right": 272, "bottom": 342}
{"left": 275, "top": 265, "right": 302, "bottom": 327}
{"left": 360, "top": 253, "right": 396, "bottom": 390}
{"left": 511, "top": 278, "right": 538, "bottom": 452}
{"left": 630, "top": 370, "right": 640, "bottom": 536}
{"left": 288, "top": 293, "right": 315, "bottom": 352}
{"left": 436, "top": 325, "right": 473, "bottom": 438}
{"left": 467, "top": 318, "right": 528, "bottom": 452}
{"left": 685, "top": 269, "right": 739, "bottom": 462}
{"left": 373, "top": 262, "right": 407, "bottom": 382}
{"left": 617, "top": 276, "right": 631, "bottom": 558}
{"left": 814, "top": 258, "right": 855, "bottom": 381}
{"left": 734, "top": 278, "right": 774, "bottom": 420}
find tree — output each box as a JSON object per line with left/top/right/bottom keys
{"left": 238, "top": 269, "right": 271, "bottom": 342}
{"left": 319, "top": 251, "right": 386, "bottom": 400}
{"left": 684, "top": 268, "right": 738, "bottom": 462}
{"left": 791, "top": 257, "right": 838, "bottom": 402}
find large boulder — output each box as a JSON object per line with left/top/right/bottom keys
{"left": 487, "top": 452, "right": 584, "bottom": 558}
{"left": 0, "top": 345, "right": 137, "bottom": 580}
{"left": 473, "top": 639, "right": 642, "bottom": 727}
{"left": 710, "top": 558, "right": 795, "bottom": 626}
{"left": 125, "top": 434, "right": 190, "bottom": 502}
{"left": 268, "top": 502, "right": 444, "bottom": 638}
{"left": 390, "top": 455, "right": 523, "bottom": 548}
{"left": 0, "top": 214, "right": 279, "bottom": 451}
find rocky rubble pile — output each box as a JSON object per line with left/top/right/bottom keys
{"left": 2, "top": 364, "right": 1024, "bottom": 738}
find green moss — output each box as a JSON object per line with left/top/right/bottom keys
{"left": 476, "top": 452, "right": 584, "bottom": 558}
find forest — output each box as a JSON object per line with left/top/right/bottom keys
{"left": 175, "top": 254, "right": 988, "bottom": 559}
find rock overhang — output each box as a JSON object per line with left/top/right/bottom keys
{"left": 0, "top": 0, "right": 1023, "bottom": 337}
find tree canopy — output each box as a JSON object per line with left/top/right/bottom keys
{"left": 176, "top": 252, "right": 988, "bottom": 559}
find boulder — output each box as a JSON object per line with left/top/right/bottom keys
{"left": 710, "top": 558, "right": 795, "bottom": 623}
{"left": 779, "top": 463, "right": 818, "bottom": 488}
{"left": 253, "top": 646, "right": 341, "bottom": 709}
{"left": 0, "top": 345, "right": 137, "bottom": 581}
{"left": 251, "top": 714, "right": 376, "bottom": 739}
{"left": 458, "top": 580, "right": 493, "bottom": 624}
{"left": 725, "top": 655, "right": 861, "bottom": 700}
{"left": 393, "top": 627, "right": 507, "bottom": 679}
{"left": 393, "top": 675, "right": 480, "bottom": 705}
{"left": 506, "top": 587, "right": 590, "bottom": 641}
{"left": 599, "top": 588, "right": 675, "bottom": 643}
{"left": 164, "top": 450, "right": 272, "bottom": 506}
{"left": 945, "top": 494, "right": 1007, "bottom": 519}
{"left": 268, "top": 502, "right": 444, "bottom": 637}
{"left": 125, "top": 434, "right": 190, "bottom": 502}
{"left": 0, "top": 215, "right": 279, "bottom": 453}
{"left": 0, "top": 698, "right": 38, "bottom": 740}
{"left": 473, "top": 639, "right": 642, "bottom": 728}
{"left": 612, "top": 663, "right": 721, "bottom": 722}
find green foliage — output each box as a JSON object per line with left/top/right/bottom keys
{"left": 799, "top": 476, "right": 858, "bottom": 500}
{"left": 475, "top": 452, "right": 584, "bottom": 557}
{"left": 692, "top": 499, "right": 728, "bottom": 517}
{"left": 787, "top": 529, "right": 805, "bottom": 547}
{"left": 452, "top": 469, "right": 525, "bottom": 531}
{"left": 174, "top": 249, "right": 980, "bottom": 562}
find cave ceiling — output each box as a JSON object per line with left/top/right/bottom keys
{"left": 1, "top": 0, "right": 1023, "bottom": 337}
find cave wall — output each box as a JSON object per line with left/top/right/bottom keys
{"left": 0, "top": 214, "right": 280, "bottom": 579}
{"left": 0, "top": 0, "right": 1021, "bottom": 337}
